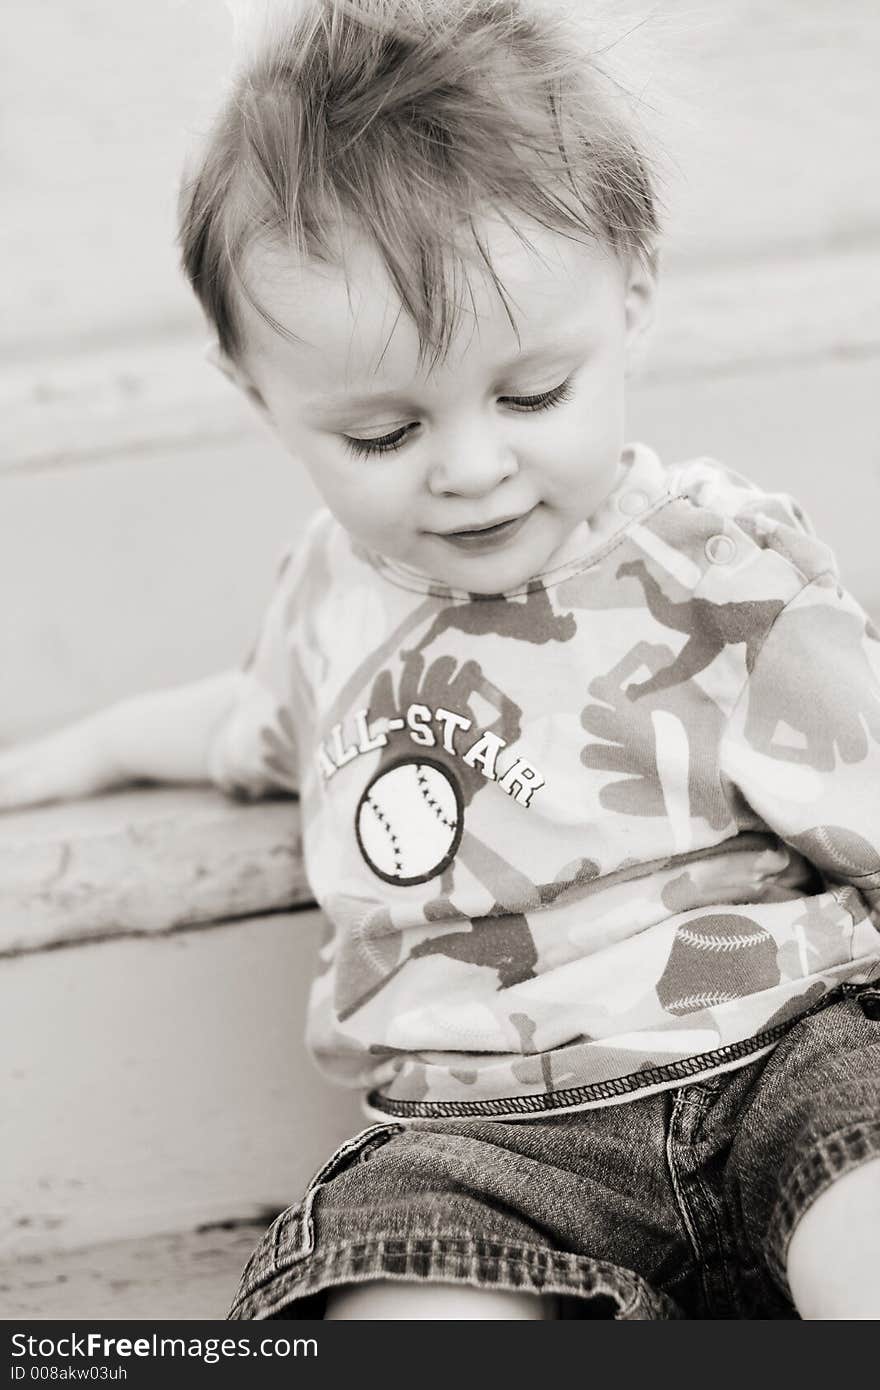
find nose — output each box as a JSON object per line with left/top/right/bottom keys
{"left": 426, "top": 420, "right": 518, "bottom": 498}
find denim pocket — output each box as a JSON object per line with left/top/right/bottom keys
{"left": 230, "top": 1122, "right": 405, "bottom": 1312}
{"left": 278, "top": 1123, "right": 405, "bottom": 1264}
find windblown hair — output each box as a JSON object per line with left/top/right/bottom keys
{"left": 179, "top": 0, "right": 659, "bottom": 363}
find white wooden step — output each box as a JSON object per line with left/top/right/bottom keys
{"left": 1, "top": 788, "right": 364, "bottom": 1264}
{"left": 0, "top": 787, "right": 308, "bottom": 954}
{"left": 0, "top": 1224, "right": 265, "bottom": 1321}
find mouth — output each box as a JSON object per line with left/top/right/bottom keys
{"left": 433, "top": 508, "right": 536, "bottom": 552}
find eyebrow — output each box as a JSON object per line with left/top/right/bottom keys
{"left": 305, "top": 335, "right": 586, "bottom": 420}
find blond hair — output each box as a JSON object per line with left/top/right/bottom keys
{"left": 179, "top": 0, "right": 659, "bottom": 363}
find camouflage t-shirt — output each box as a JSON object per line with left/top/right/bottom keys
{"left": 210, "top": 444, "right": 880, "bottom": 1119}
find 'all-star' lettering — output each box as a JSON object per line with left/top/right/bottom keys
{"left": 315, "top": 704, "right": 544, "bottom": 807}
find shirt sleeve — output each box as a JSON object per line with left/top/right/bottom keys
{"left": 208, "top": 546, "right": 303, "bottom": 800}
{"left": 720, "top": 570, "right": 880, "bottom": 929}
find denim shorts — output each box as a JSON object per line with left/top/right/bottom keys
{"left": 228, "top": 983, "right": 880, "bottom": 1320}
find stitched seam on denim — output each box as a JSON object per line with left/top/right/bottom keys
{"left": 683, "top": 1106, "right": 738, "bottom": 1314}
{"left": 693, "top": 1082, "right": 741, "bottom": 1312}
{"left": 368, "top": 990, "right": 848, "bottom": 1117}
{"left": 232, "top": 1259, "right": 630, "bottom": 1318}
{"left": 279, "top": 1234, "right": 647, "bottom": 1282}
{"left": 270, "top": 1208, "right": 298, "bottom": 1270}
{"left": 233, "top": 1264, "right": 655, "bottom": 1321}
{"left": 231, "top": 1233, "right": 647, "bottom": 1313}
{"left": 765, "top": 1117, "right": 880, "bottom": 1296}
{"left": 231, "top": 1241, "right": 650, "bottom": 1317}
{"left": 665, "top": 1089, "right": 709, "bottom": 1314}
{"left": 252, "top": 1233, "right": 636, "bottom": 1275}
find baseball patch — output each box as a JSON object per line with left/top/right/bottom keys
{"left": 356, "top": 756, "right": 464, "bottom": 886}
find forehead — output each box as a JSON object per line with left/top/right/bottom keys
{"left": 238, "top": 216, "right": 625, "bottom": 393}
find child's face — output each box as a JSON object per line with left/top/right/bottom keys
{"left": 230, "top": 216, "right": 655, "bottom": 594}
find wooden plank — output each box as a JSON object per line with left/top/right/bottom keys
{"left": 1, "top": 911, "right": 365, "bottom": 1259}
{"left": 3, "top": 247, "right": 879, "bottom": 475}
{"left": 0, "top": 1224, "right": 267, "bottom": 1321}
{"left": 0, "top": 788, "right": 310, "bottom": 955}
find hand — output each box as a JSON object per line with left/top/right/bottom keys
{"left": 0, "top": 717, "right": 120, "bottom": 812}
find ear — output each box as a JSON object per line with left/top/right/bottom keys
{"left": 622, "top": 252, "right": 658, "bottom": 375}
{"left": 203, "top": 341, "right": 270, "bottom": 415}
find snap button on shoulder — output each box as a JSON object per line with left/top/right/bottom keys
{"left": 618, "top": 489, "right": 650, "bottom": 517}
{"left": 705, "top": 534, "right": 736, "bottom": 564}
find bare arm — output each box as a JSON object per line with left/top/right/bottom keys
{"left": 0, "top": 670, "right": 241, "bottom": 812}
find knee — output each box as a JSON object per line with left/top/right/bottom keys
{"left": 785, "top": 1158, "right": 880, "bottom": 1318}
{"left": 324, "top": 1280, "right": 556, "bottom": 1320}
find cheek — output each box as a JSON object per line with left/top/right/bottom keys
{"left": 533, "top": 400, "right": 624, "bottom": 505}
{"left": 288, "top": 439, "right": 360, "bottom": 524}
{"left": 575, "top": 369, "right": 627, "bottom": 448}
{"left": 303, "top": 453, "right": 407, "bottom": 538}
{"left": 544, "top": 407, "right": 621, "bottom": 477}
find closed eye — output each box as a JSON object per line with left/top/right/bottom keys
{"left": 342, "top": 423, "right": 417, "bottom": 458}
{"left": 342, "top": 374, "right": 576, "bottom": 457}
{"left": 499, "top": 375, "right": 575, "bottom": 411}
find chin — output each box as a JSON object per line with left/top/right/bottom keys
{"left": 445, "top": 553, "right": 542, "bottom": 596}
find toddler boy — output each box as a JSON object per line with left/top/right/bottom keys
{"left": 3, "top": 0, "right": 879, "bottom": 1319}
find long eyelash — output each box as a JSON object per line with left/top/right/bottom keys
{"left": 343, "top": 375, "right": 575, "bottom": 458}
{"left": 343, "top": 426, "right": 412, "bottom": 458}
{"left": 504, "top": 376, "right": 575, "bottom": 411}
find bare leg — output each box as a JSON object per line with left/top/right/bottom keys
{"left": 786, "top": 1157, "right": 880, "bottom": 1318}
{"left": 325, "top": 1281, "right": 556, "bottom": 1320}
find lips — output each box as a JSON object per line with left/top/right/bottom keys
{"left": 446, "top": 514, "right": 519, "bottom": 536}
{"left": 433, "top": 508, "right": 535, "bottom": 552}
